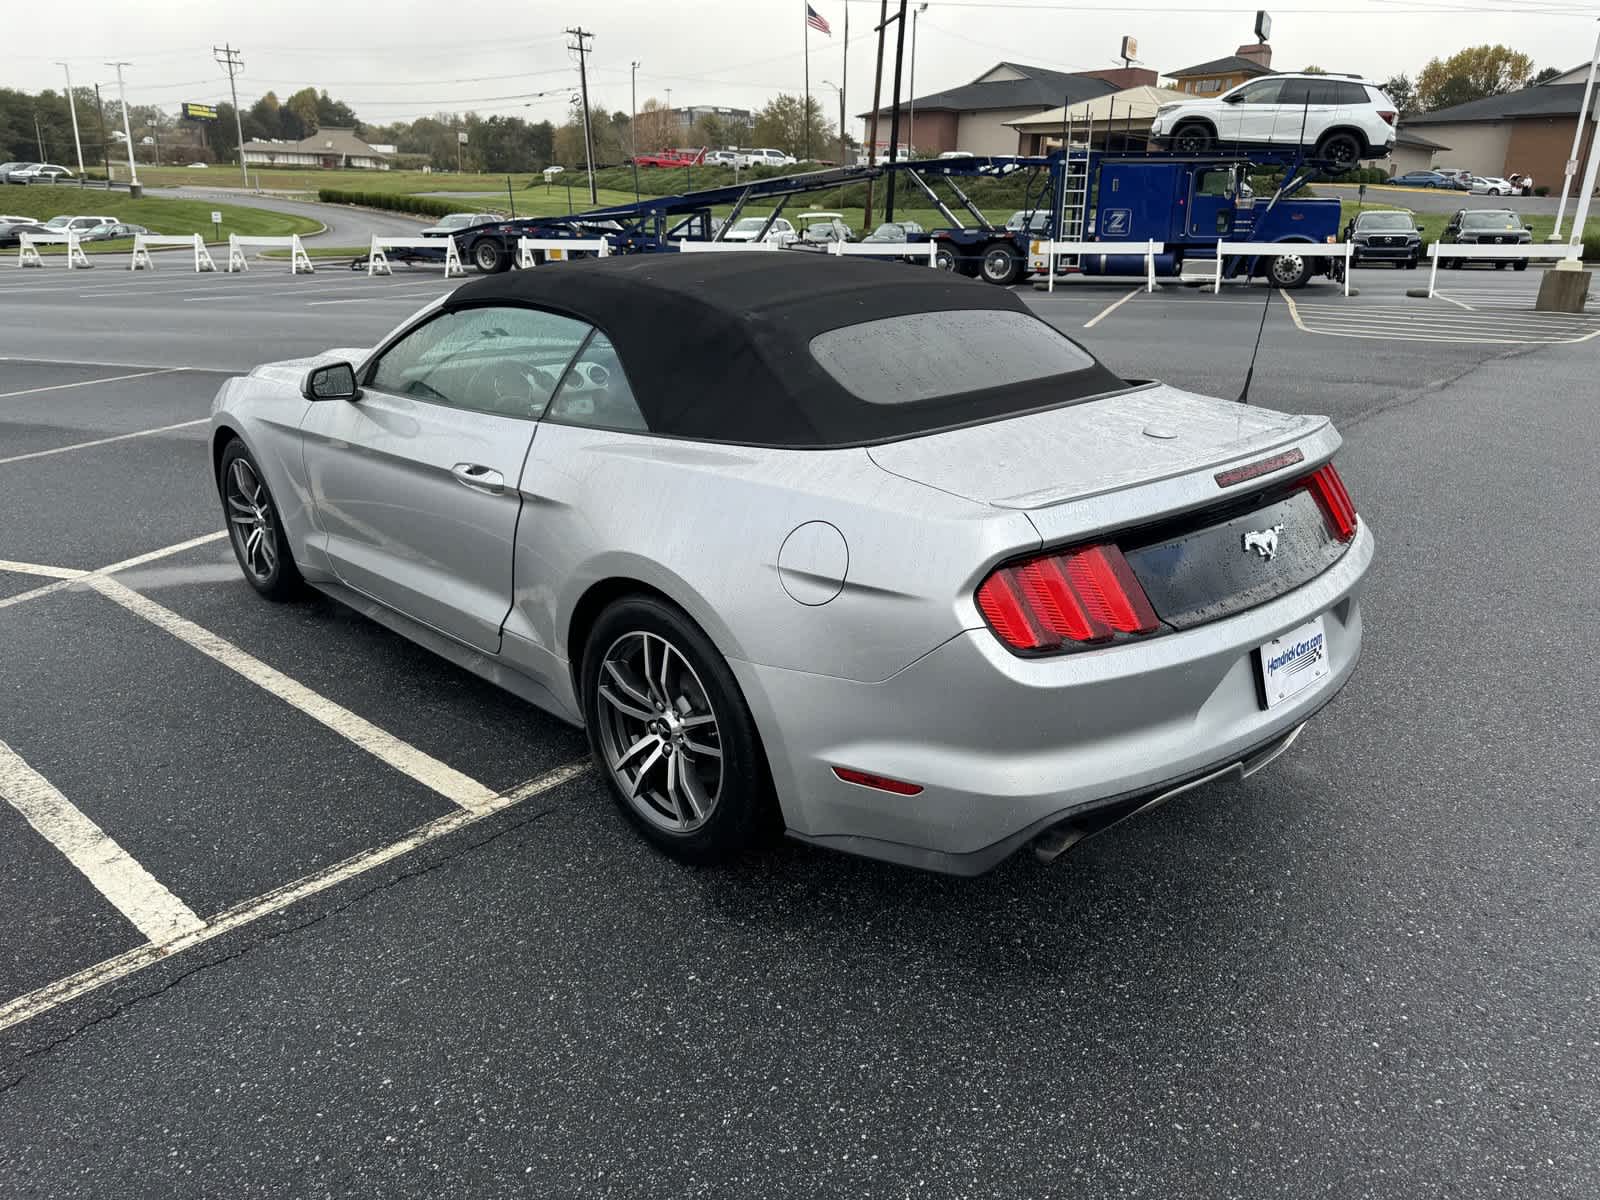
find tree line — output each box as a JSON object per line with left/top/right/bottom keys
{"left": 1376, "top": 45, "right": 1565, "bottom": 118}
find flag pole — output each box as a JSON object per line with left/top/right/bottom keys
{"left": 841, "top": 3, "right": 850, "bottom": 164}
{"left": 804, "top": 2, "right": 812, "bottom": 162}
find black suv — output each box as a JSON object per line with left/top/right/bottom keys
{"left": 1344, "top": 209, "right": 1424, "bottom": 269}
{"left": 1440, "top": 209, "right": 1533, "bottom": 270}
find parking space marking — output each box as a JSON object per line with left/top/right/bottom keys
{"left": 1280, "top": 290, "right": 1600, "bottom": 344}
{"left": 0, "top": 419, "right": 208, "bottom": 466}
{"left": 0, "top": 532, "right": 229, "bottom": 612}
{"left": 1082, "top": 286, "right": 1143, "bottom": 329}
{"left": 0, "top": 367, "right": 185, "bottom": 401}
{"left": 0, "top": 560, "right": 88, "bottom": 580}
{"left": 0, "top": 759, "right": 590, "bottom": 1034}
{"left": 1434, "top": 292, "right": 1476, "bottom": 311}
{"left": 88, "top": 576, "right": 503, "bottom": 814}
{"left": 1, "top": 741, "right": 204, "bottom": 943}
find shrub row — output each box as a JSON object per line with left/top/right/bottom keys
{"left": 317, "top": 189, "right": 458, "bottom": 218}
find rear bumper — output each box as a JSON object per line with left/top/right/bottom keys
{"left": 733, "top": 521, "right": 1372, "bottom": 875}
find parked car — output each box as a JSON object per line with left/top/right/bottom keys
{"left": 6, "top": 163, "right": 73, "bottom": 183}
{"left": 1343, "top": 209, "right": 1424, "bottom": 268}
{"left": 1150, "top": 73, "right": 1396, "bottom": 170}
{"left": 632, "top": 148, "right": 706, "bottom": 169}
{"left": 1433, "top": 168, "right": 1474, "bottom": 190}
{"left": 796, "top": 212, "right": 853, "bottom": 245}
{"left": 1439, "top": 208, "right": 1533, "bottom": 269}
{"left": 1507, "top": 172, "right": 1535, "bottom": 196}
{"left": 862, "top": 220, "right": 926, "bottom": 242}
{"left": 1, "top": 162, "right": 40, "bottom": 183}
{"left": 208, "top": 254, "right": 1371, "bottom": 874}
{"left": 1470, "top": 176, "right": 1516, "bottom": 196}
{"left": 186, "top": 162, "right": 209, "bottom": 169}
{"left": 421, "top": 212, "right": 507, "bottom": 237}
{"left": 704, "top": 150, "right": 741, "bottom": 167}
{"left": 42, "top": 214, "right": 117, "bottom": 236}
{"left": 721, "top": 215, "right": 797, "bottom": 245}
{"left": 739, "top": 148, "right": 797, "bottom": 169}
{"left": 82, "top": 221, "right": 149, "bottom": 241}
{"left": 938, "top": 150, "right": 977, "bottom": 159}
{"left": 1388, "top": 171, "right": 1449, "bottom": 188}
{"left": 0, "top": 219, "right": 52, "bottom": 248}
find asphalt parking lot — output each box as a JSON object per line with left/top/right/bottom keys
{"left": 2, "top": 258, "right": 1598, "bottom": 1197}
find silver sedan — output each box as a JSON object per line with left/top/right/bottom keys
{"left": 209, "top": 254, "right": 1372, "bottom": 874}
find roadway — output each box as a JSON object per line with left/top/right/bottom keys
{"left": 147, "top": 186, "right": 427, "bottom": 245}
{"left": 0, "top": 260, "right": 1596, "bottom": 1197}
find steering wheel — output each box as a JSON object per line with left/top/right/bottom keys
{"left": 465, "top": 360, "right": 535, "bottom": 415}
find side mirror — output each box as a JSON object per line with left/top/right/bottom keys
{"left": 1524, "top": 225, "right": 1534, "bottom": 233}
{"left": 304, "top": 360, "right": 359, "bottom": 402}
{"left": 1222, "top": 93, "right": 1244, "bottom": 104}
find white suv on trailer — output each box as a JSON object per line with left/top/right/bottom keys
{"left": 1150, "top": 74, "right": 1397, "bottom": 171}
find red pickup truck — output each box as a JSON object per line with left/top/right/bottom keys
{"left": 631, "top": 147, "right": 707, "bottom": 168}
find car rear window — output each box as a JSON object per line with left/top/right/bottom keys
{"left": 809, "top": 310, "right": 1099, "bottom": 406}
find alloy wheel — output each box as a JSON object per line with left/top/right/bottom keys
{"left": 225, "top": 457, "right": 278, "bottom": 582}
{"left": 594, "top": 631, "right": 724, "bottom": 834}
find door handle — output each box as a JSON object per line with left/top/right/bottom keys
{"left": 451, "top": 463, "right": 505, "bottom": 494}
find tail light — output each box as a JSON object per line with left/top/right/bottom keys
{"left": 1306, "top": 464, "right": 1358, "bottom": 541}
{"left": 1379, "top": 109, "right": 1396, "bottom": 126}
{"left": 976, "top": 543, "right": 1159, "bottom": 653}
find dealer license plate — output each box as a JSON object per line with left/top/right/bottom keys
{"left": 1257, "top": 616, "right": 1331, "bottom": 709}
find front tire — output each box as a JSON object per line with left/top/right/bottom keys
{"left": 1267, "top": 251, "right": 1313, "bottom": 289}
{"left": 1171, "top": 123, "right": 1214, "bottom": 154}
{"left": 1514, "top": 260, "right": 1528, "bottom": 271}
{"left": 934, "top": 245, "right": 959, "bottom": 272}
{"left": 218, "top": 440, "right": 303, "bottom": 601}
{"left": 581, "top": 596, "right": 775, "bottom": 864}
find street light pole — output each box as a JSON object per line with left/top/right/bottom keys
{"left": 106, "top": 61, "right": 139, "bottom": 187}
{"left": 1550, "top": 22, "right": 1600, "bottom": 241}
{"left": 56, "top": 62, "right": 85, "bottom": 176}
{"left": 908, "top": 3, "right": 927, "bottom": 157}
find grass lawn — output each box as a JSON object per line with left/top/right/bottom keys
{"left": 123, "top": 165, "right": 549, "bottom": 196}
{"left": 4, "top": 186, "right": 322, "bottom": 254}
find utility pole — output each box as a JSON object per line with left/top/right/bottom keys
{"left": 33, "top": 114, "right": 47, "bottom": 160}
{"left": 863, "top": 0, "right": 891, "bottom": 228}
{"left": 107, "top": 61, "right": 139, "bottom": 188}
{"left": 57, "top": 63, "right": 86, "bottom": 175}
{"left": 884, "top": 0, "right": 909, "bottom": 219}
{"left": 630, "top": 61, "right": 641, "bottom": 200}
{"left": 93, "top": 84, "right": 110, "bottom": 180}
{"left": 567, "top": 27, "right": 598, "bottom": 205}
{"left": 214, "top": 45, "right": 248, "bottom": 189}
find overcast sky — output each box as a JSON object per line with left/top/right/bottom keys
{"left": 11, "top": 0, "right": 1596, "bottom": 133}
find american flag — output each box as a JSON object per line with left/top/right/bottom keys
{"left": 806, "top": 4, "right": 832, "bottom": 34}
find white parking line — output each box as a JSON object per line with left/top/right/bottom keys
{"left": 88, "top": 576, "right": 502, "bottom": 814}
{"left": 0, "top": 531, "right": 228, "bottom": 611}
{"left": 1082, "top": 286, "right": 1142, "bottom": 329}
{"left": 0, "top": 560, "right": 87, "bottom": 579}
{"left": 0, "top": 367, "right": 185, "bottom": 401}
{"left": 0, "top": 759, "right": 590, "bottom": 1033}
{"left": 0, "top": 740, "right": 204, "bottom": 943}
{"left": 0, "top": 419, "right": 208, "bottom": 466}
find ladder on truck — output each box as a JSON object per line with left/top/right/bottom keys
{"left": 1043, "top": 110, "right": 1093, "bottom": 278}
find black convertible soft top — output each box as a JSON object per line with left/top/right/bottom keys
{"left": 445, "top": 253, "right": 1126, "bottom": 447}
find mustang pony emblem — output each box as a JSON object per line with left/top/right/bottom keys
{"left": 1242, "top": 524, "right": 1284, "bottom": 560}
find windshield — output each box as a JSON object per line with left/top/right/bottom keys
{"left": 1005, "top": 211, "right": 1047, "bottom": 231}
{"left": 1359, "top": 213, "right": 1414, "bottom": 230}
{"left": 872, "top": 223, "right": 905, "bottom": 238}
{"left": 44, "top": 216, "right": 71, "bottom": 228}
{"left": 1462, "top": 212, "right": 1520, "bottom": 231}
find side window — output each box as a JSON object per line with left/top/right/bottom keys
{"left": 368, "top": 305, "right": 590, "bottom": 419}
{"left": 1195, "top": 168, "right": 1233, "bottom": 197}
{"left": 1334, "top": 81, "right": 1369, "bottom": 105}
{"left": 1234, "top": 78, "right": 1285, "bottom": 105}
{"left": 544, "top": 332, "right": 648, "bottom": 433}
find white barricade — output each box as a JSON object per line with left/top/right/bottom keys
{"left": 1425, "top": 242, "right": 1579, "bottom": 298}
{"left": 367, "top": 235, "right": 464, "bottom": 277}
{"left": 677, "top": 240, "right": 781, "bottom": 253}
{"left": 130, "top": 233, "right": 217, "bottom": 272}
{"left": 227, "top": 233, "right": 313, "bottom": 273}
{"left": 1211, "top": 241, "right": 1352, "bottom": 297}
{"left": 1035, "top": 241, "right": 1167, "bottom": 293}
{"left": 515, "top": 237, "right": 612, "bottom": 268}
{"left": 17, "top": 231, "right": 89, "bottom": 269}
{"left": 827, "top": 241, "right": 939, "bottom": 267}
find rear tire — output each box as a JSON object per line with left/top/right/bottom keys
{"left": 1314, "top": 131, "right": 1363, "bottom": 172}
{"left": 1171, "top": 123, "right": 1214, "bottom": 154}
{"left": 471, "top": 238, "right": 509, "bottom": 274}
{"left": 934, "top": 245, "right": 959, "bottom": 272}
{"left": 218, "top": 439, "right": 304, "bottom": 601}
{"left": 1513, "top": 260, "right": 1528, "bottom": 271}
{"left": 581, "top": 596, "right": 776, "bottom": 865}
{"left": 980, "top": 244, "right": 1022, "bottom": 285}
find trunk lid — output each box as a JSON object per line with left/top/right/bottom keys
{"left": 867, "top": 382, "right": 1325, "bottom": 511}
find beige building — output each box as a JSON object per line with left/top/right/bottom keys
{"left": 1164, "top": 45, "right": 1275, "bottom": 96}
{"left": 1384, "top": 128, "right": 1452, "bottom": 176}
{"left": 242, "top": 127, "right": 392, "bottom": 171}
{"left": 1007, "top": 86, "right": 1191, "bottom": 154}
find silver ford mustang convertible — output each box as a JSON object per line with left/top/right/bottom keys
{"left": 210, "top": 254, "right": 1372, "bottom": 874}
